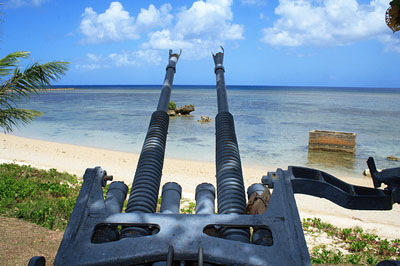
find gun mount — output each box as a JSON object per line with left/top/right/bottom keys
{"left": 28, "top": 49, "right": 400, "bottom": 266}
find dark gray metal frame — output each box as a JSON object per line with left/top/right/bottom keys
{"left": 53, "top": 167, "right": 311, "bottom": 265}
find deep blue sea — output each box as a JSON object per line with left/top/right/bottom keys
{"left": 12, "top": 85, "right": 400, "bottom": 178}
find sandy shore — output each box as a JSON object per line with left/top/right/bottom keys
{"left": 1, "top": 134, "right": 399, "bottom": 239}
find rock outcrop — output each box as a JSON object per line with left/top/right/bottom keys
{"left": 168, "top": 104, "right": 195, "bottom": 116}
{"left": 198, "top": 116, "right": 212, "bottom": 123}
{"left": 175, "top": 104, "right": 195, "bottom": 115}
{"left": 387, "top": 155, "right": 399, "bottom": 161}
{"left": 167, "top": 110, "right": 176, "bottom": 116}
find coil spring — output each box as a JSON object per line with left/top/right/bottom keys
{"left": 125, "top": 111, "right": 169, "bottom": 213}
{"left": 215, "top": 112, "right": 246, "bottom": 214}
{"left": 215, "top": 112, "right": 250, "bottom": 242}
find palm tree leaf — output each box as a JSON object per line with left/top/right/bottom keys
{"left": 0, "top": 51, "right": 30, "bottom": 78}
{"left": 0, "top": 51, "right": 69, "bottom": 132}
{"left": 1, "top": 60, "right": 69, "bottom": 102}
{"left": 0, "top": 108, "right": 42, "bottom": 133}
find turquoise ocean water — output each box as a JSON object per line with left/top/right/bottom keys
{"left": 12, "top": 85, "right": 400, "bottom": 178}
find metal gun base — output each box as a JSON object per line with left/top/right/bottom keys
{"left": 54, "top": 167, "right": 311, "bottom": 266}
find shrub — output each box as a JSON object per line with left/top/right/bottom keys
{"left": 168, "top": 101, "right": 176, "bottom": 110}
{"left": 0, "top": 163, "right": 81, "bottom": 230}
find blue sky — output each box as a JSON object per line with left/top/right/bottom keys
{"left": 1, "top": 0, "right": 399, "bottom": 87}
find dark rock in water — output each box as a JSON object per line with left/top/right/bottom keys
{"left": 175, "top": 104, "right": 195, "bottom": 115}
{"left": 387, "top": 155, "right": 399, "bottom": 161}
{"left": 198, "top": 116, "right": 212, "bottom": 123}
{"left": 167, "top": 110, "right": 176, "bottom": 116}
{"left": 363, "top": 169, "right": 371, "bottom": 177}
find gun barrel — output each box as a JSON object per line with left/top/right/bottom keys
{"left": 157, "top": 50, "right": 181, "bottom": 112}
{"left": 122, "top": 51, "right": 180, "bottom": 238}
{"left": 213, "top": 48, "right": 229, "bottom": 113}
{"left": 212, "top": 48, "right": 249, "bottom": 243}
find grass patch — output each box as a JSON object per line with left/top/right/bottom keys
{"left": 303, "top": 217, "right": 400, "bottom": 265}
{"left": 0, "top": 163, "right": 81, "bottom": 230}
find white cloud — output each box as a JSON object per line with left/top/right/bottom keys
{"left": 144, "top": 0, "right": 244, "bottom": 58}
{"left": 136, "top": 4, "right": 173, "bottom": 31}
{"left": 76, "top": 50, "right": 163, "bottom": 70}
{"left": 146, "top": 29, "right": 194, "bottom": 50}
{"left": 86, "top": 53, "right": 102, "bottom": 62}
{"left": 75, "top": 63, "right": 104, "bottom": 71}
{"left": 6, "top": 0, "right": 47, "bottom": 8}
{"left": 80, "top": 2, "right": 139, "bottom": 43}
{"left": 262, "top": 0, "right": 397, "bottom": 51}
{"left": 380, "top": 34, "right": 400, "bottom": 53}
{"left": 79, "top": 2, "right": 173, "bottom": 43}
{"left": 79, "top": 1, "right": 244, "bottom": 58}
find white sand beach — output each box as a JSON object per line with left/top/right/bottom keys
{"left": 1, "top": 134, "right": 399, "bottom": 239}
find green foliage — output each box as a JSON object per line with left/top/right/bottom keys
{"left": 180, "top": 201, "right": 196, "bottom": 214}
{"left": 303, "top": 217, "right": 400, "bottom": 265}
{"left": 156, "top": 196, "right": 162, "bottom": 212}
{"left": 0, "top": 163, "right": 80, "bottom": 230}
{"left": 341, "top": 228, "right": 353, "bottom": 239}
{"left": 349, "top": 240, "right": 367, "bottom": 252}
{"left": 168, "top": 101, "right": 176, "bottom": 110}
{"left": 0, "top": 51, "right": 69, "bottom": 132}
{"left": 386, "top": 0, "right": 400, "bottom": 32}
{"left": 304, "top": 217, "right": 337, "bottom": 233}
{"left": 311, "top": 247, "right": 344, "bottom": 264}
{"left": 346, "top": 253, "right": 362, "bottom": 264}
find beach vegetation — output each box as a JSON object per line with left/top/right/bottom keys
{"left": 0, "top": 163, "right": 80, "bottom": 230}
{"left": 168, "top": 101, "right": 176, "bottom": 110}
{"left": 0, "top": 51, "right": 69, "bottom": 132}
{"left": 180, "top": 199, "right": 196, "bottom": 214}
{"left": 303, "top": 217, "right": 400, "bottom": 265}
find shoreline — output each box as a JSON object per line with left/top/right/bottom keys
{"left": 38, "top": 88, "right": 75, "bottom": 91}
{"left": 1, "top": 134, "right": 399, "bottom": 239}
{"left": 1, "top": 134, "right": 273, "bottom": 199}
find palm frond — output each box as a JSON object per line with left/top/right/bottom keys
{"left": 0, "top": 51, "right": 69, "bottom": 133}
{"left": 1, "top": 60, "right": 70, "bottom": 97}
{"left": 0, "top": 108, "right": 42, "bottom": 133}
{"left": 0, "top": 51, "right": 30, "bottom": 78}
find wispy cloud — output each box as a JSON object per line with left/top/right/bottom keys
{"left": 5, "top": 0, "right": 47, "bottom": 8}
{"left": 241, "top": 0, "right": 266, "bottom": 6}
{"left": 109, "top": 50, "right": 163, "bottom": 66}
{"left": 261, "top": 0, "right": 398, "bottom": 52}
{"left": 75, "top": 50, "right": 163, "bottom": 70}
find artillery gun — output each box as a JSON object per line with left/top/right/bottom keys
{"left": 28, "top": 49, "right": 400, "bottom": 266}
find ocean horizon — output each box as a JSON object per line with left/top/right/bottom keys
{"left": 51, "top": 84, "right": 400, "bottom": 92}
{"left": 12, "top": 85, "right": 400, "bottom": 178}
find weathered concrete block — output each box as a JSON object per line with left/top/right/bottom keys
{"left": 308, "top": 130, "right": 357, "bottom": 153}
